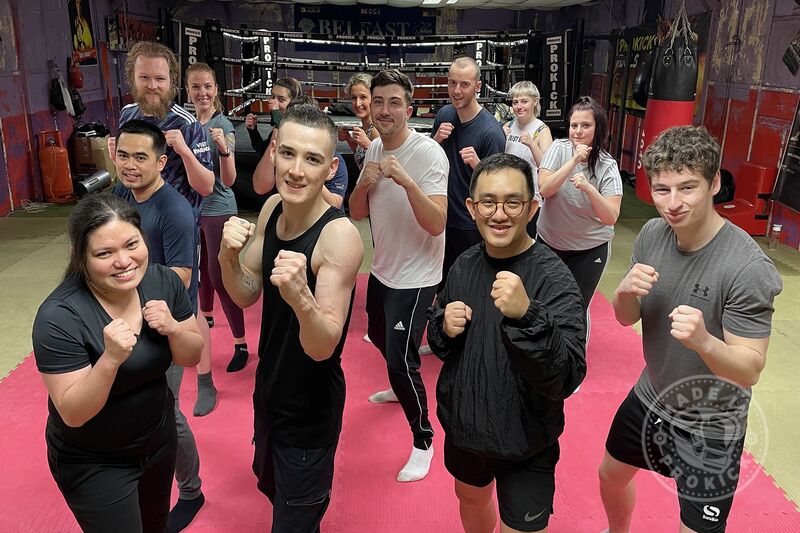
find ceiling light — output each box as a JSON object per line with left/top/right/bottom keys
{"left": 421, "top": 0, "right": 442, "bottom": 4}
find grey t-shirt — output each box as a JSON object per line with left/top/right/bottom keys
{"left": 200, "top": 112, "right": 238, "bottom": 217}
{"left": 536, "top": 139, "right": 623, "bottom": 250}
{"left": 631, "top": 218, "right": 782, "bottom": 439}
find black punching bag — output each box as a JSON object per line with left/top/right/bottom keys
{"left": 635, "top": 5, "right": 698, "bottom": 204}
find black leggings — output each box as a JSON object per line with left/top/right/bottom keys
{"left": 48, "top": 419, "right": 177, "bottom": 533}
{"left": 539, "top": 240, "right": 610, "bottom": 312}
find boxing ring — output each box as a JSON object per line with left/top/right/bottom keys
{"left": 176, "top": 19, "right": 583, "bottom": 209}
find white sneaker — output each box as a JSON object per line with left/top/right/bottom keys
{"left": 397, "top": 445, "right": 434, "bottom": 482}
{"left": 418, "top": 344, "right": 432, "bottom": 355}
{"left": 363, "top": 334, "right": 371, "bottom": 343}
{"left": 368, "top": 388, "right": 399, "bottom": 404}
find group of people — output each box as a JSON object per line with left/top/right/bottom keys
{"left": 31, "top": 40, "right": 781, "bottom": 533}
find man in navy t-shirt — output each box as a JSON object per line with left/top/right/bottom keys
{"left": 432, "top": 56, "right": 506, "bottom": 286}
{"left": 112, "top": 120, "right": 206, "bottom": 533}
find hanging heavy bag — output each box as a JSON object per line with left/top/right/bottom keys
{"left": 634, "top": 2, "right": 699, "bottom": 204}
{"left": 631, "top": 50, "right": 655, "bottom": 108}
{"left": 650, "top": 33, "right": 698, "bottom": 101}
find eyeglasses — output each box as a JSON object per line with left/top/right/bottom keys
{"left": 473, "top": 198, "right": 530, "bottom": 218}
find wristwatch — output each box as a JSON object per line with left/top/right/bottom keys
{"left": 219, "top": 150, "right": 231, "bottom": 158}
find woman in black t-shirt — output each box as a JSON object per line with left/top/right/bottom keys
{"left": 32, "top": 193, "right": 203, "bottom": 533}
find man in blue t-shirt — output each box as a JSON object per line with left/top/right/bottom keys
{"left": 112, "top": 120, "right": 206, "bottom": 533}
{"left": 432, "top": 56, "right": 506, "bottom": 287}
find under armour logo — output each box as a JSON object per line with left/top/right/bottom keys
{"left": 693, "top": 284, "right": 710, "bottom": 297}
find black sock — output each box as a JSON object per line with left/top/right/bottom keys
{"left": 226, "top": 343, "right": 249, "bottom": 373}
{"left": 168, "top": 493, "right": 205, "bottom": 533}
{"left": 204, "top": 315, "right": 214, "bottom": 328}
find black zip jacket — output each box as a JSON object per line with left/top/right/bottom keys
{"left": 427, "top": 242, "right": 586, "bottom": 460}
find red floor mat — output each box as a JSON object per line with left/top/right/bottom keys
{"left": 1, "top": 275, "right": 798, "bottom": 532}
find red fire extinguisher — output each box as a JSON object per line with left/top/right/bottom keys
{"left": 38, "top": 131, "right": 74, "bottom": 204}
{"left": 68, "top": 57, "right": 84, "bottom": 90}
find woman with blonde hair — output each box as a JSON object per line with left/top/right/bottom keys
{"left": 185, "top": 62, "right": 250, "bottom": 380}
{"left": 338, "top": 73, "right": 379, "bottom": 169}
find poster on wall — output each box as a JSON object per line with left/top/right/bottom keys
{"left": 179, "top": 23, "right": 205, "bottom": 109}
{"left": 69, "top": 0, "right": 97, "bottom": 66}
{"left": 609, "top": 11, "right": 711, "bottom": 115}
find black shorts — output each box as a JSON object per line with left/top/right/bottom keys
{"left": 606, "top": 389, "right": 745, "bottom": 532}
{"left": 444, "top": 436, "right": 559, "bottom": 532}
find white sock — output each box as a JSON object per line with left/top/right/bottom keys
{"left": 363, "top": 333, "right": 371, "bottom": 343}
{"left": 397, "top": 444, "right": 434, "bottom": 482}
{"left": 368, "top": 388, "right": 399, "bottom": 404}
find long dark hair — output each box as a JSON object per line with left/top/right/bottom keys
{"left": 64, "top": 193, "right": 143, "bottom": 284}
{"left": 568, "top": 96, "right": 609, "bottom": 179}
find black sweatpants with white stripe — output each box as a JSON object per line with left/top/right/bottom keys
{"left": 366, "top": 274, "right": 436, "bottom": 450}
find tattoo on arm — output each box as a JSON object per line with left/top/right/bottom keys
{"left": 240, "top": 271, "right": 258, "bottom": 295}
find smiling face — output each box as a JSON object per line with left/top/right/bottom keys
{"left": 269, "top": 121, "right": 338, "bottom": 206}
{"left": 370, "top": 83, "right": 412, "bottom": 144}
{"left": 467, "top": 168, "right": 537, "bottom": 259}
{"left": 349, "top": 83, "right": 371, "bottom": 120}
{"left": 448, "top": 63, "right": 481, "bottom": 111}
{"left": 650, "top": 169, "right": 720, "bottom": 233}
{"left": 272, "top": 86, "right": 293, "bottom": 113}
{"left": 512, "top": 94, "right": 537, "bottom": 124}
{"left": 133, "top": 55, "right": 173, "bottom": 118}
{"left": 115, "top": 132, "right": 166, "bottom": 199}
{"left": 186, "top": 70, "right": 217, "bottom": 115}
{"left": 85, "top": 219, "right": 149, "bottom": 296}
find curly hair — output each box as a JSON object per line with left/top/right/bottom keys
{"left": 641, "top": 126, "right": 720, "bottom": 185}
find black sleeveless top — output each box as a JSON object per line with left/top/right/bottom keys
{"left": 255, "top": 202, "right": 355, "bottom": 448}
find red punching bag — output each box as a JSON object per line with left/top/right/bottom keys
{"left": 635, "top": 6, "right": 698, "bottom": 204}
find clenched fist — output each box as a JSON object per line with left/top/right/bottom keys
{"left": 103, "top": 318, "right": 137, "bottom": 366}
{"left": 572, "top": 143, "right": 591, "bottom": 164}
{"left": 245, "top": 113, "right": 258, "bottom": 130}
{"left": 618, "top": 263, "right": 659, "bottom": 298}
{"left": 357, "top": 161, "right": 382, "bottom": 191}
{"left": 209, "top": 127, "right": 227, "bottom": 151}
{"left": 379, "top": 155, "right": 412, "bottom": 188}
{"left": 444, "top": 301, "right": 472, "bottom": 338}
{"left": 269, "top": 250, "right": 308, "bottom": 305}
{"left": 164, "top": 129, "right": 190, "bottom": 156}
{"left": 570, "top": 173, "right": 594, "bottom": 194}
{"left": 434, "top": 122, "right": 454, "bottom": 143}
{"left": 351, "top": 126, "right": 371, "bottom": 149}
{"left": 669, "top": 305, "right": 711, "bottom": 354}
{"left": 142, "top": 300, "right": 179, "bottom": 337}
{"left": 491, "top": 271, "right": 530, "bottom": 319}
{"left": 221, "top": 216, "right": 256, "bottom": 258}
{"left": 460, "top": 146, "right": 480, "bottom": 170}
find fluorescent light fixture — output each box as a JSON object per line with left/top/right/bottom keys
{"left": 422, "top": 0, "right": 442, "bottom": 4}
{"left": 446, "top": 0, "right": 458, "bottom": 4}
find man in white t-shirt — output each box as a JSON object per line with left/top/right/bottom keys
{"left": 349, "top": 69, "right": 449, "bottom": 483}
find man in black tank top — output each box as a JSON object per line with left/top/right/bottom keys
{"left": 220, "top": 105, "right": 364, "bottom": 532}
